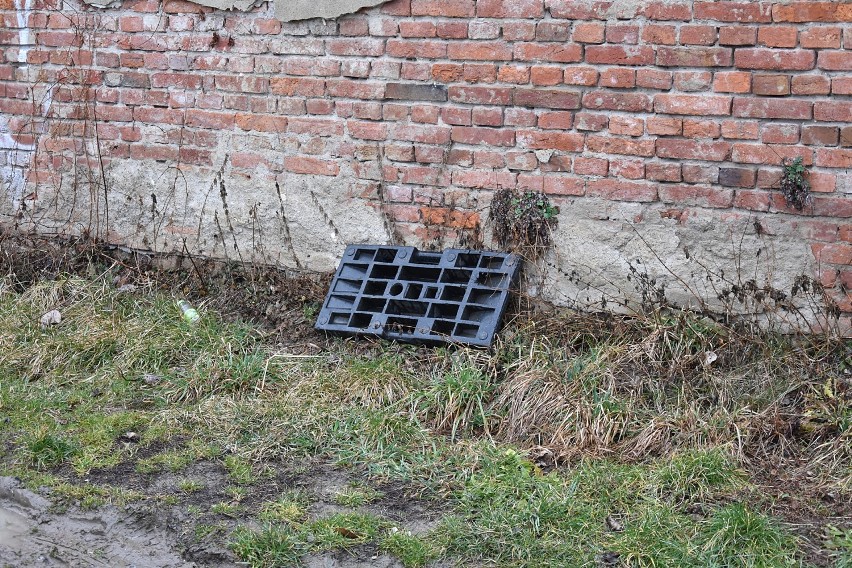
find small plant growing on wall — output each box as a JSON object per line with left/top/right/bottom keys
{"left": 779, "top": 157, "right": 811, "bottom": 211}
{"left": 489, "top": 188, "right": 559, "bottom": 260}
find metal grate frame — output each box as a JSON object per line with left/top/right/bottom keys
{"left": 315, "top": 245, "right": 520, "bottom": 347}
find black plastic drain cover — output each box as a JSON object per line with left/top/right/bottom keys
{"left": 315, "top": 245, "right": 520, "bottom": 347}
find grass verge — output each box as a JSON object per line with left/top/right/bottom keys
{"left": 0, "top": 265, "right": 848, "bottom": 567}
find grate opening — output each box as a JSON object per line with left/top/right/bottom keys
{"left": 349, "top": 313, "right": 372, "bottom": 328}
{"left": 399, "top": 266, "right": 442, "bottom": 282}
{"left": 364, "top": 281, "right": 386, "bottom": 295}
{"left": 386, "top": 316, "right": 417, "bottom": 334}
{"left": 387, "top": 299, "right": 428, "bottom": 317}
{"left": 411, "top": 250, "right": 441, "bottom": 265}
{"left": 371, "top": 264, "right": 398, "bottom": 279}
{"left": 358, "top": 297, "right": 386, "bottom": 312}
{"left": 405, "top": 283, "right": 423, "bottom": 299}
{"left": 429, "top": 304, "right": 459, "bottom": 319}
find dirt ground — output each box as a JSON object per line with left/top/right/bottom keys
{"left": 1, "top": 458, "right": 442, "bottom": 568}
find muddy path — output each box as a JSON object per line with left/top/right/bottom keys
{"left": 1, "top": 459, "right": 440, "bottom": 568}
{"left": 0, "top": 476, "right": 210, "bottom": 567}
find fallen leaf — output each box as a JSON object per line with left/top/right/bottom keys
{"left": 334, "top": 527, "right": 360, "bottom": 539}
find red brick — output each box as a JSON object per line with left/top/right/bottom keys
{"left": 657, "top": 139, "right": 732, "bottom": 161}
{"left": 791, "top": 74, "right": 831, "bottom": 95}
{"left": 646, "top": 162, "right": 682, "bottom": 182}
{"left": 800, "top": 27, "right": 841, "bottom": 48}
{"left": 757, "top": 26, "right": 798, "bottom": 48}
{"left": 801, "top": 126, "right": 839, "bottom": 146}
{"left": 735, "top": 48, "right": 816, "bottom": 71}
{"left": 732, "top": 98, "right": 812, "bottom": 120}
{"left": 642, "top": 24, "right": 677, "bottom": 45}
{"left": 659, "top": 185, "right": 734, "bottom": 208}
{"left": 647, "top": 116, "right": 683, "bottom": 136}
{"left": 682, "top": 164, "right": 719, "bottom": 184}
{"left": 585, "top": 45, "right": 655, "bottom": 66}
{"left": 694, "top": 2, "right": 772, "bottom": 23}
{"left": 476, "top": 0, "right": 543, "bottom": 18}
{"left": 808, "top": 172, "right": 837, "bottom": 193}
{"left": 288, "top": 117, "right": 344, "bottom": 136}
{"left": 411, "top": 0, "right": 474, "bottom": 17}
{"left": 608, "top": 158, "right": 645, "bottom": 180}
{"left": 515, "top": 88, "right": 580, "bottom": 110}
{"left": 448, "top": 86, "right": 513, "bottom": 105}
{"left": 718, "top": 167, "right": 756, "bottom": 188}
{"left": 587, "top": 179, "right": 658, "bottom": 202}
{"left": 658, "top": 46, "right": 731, "bottom": 67}
{"left": 516, "top": 130, "right": 584, "bottom": 151}
{"left": 713, "top": 71, "right": 751, "bottom": 93}
{"left": 636, "top": 68, "right": 672, "bottom": 90}
{"left": 463, "top": 63, "right": 498, "bottom": 83}
{"left": 535, "top": 21, "right": 571, "bottom": 41}
{"left": 574, "top": 113, "right": 609, "bottom": 131}
{"left": 545, "top": 0, "right": 609, "bottom": 19}
{"left": 818, "top": 51, "right": 852, "bottom": 71}
{"left": 599, "top": 68, "right": 635, "bottom": 88}
{"left": 451, "top": 126, "right": 514, "bottom": 146}
{"left": 531, "top": 66, "right": 564, "bottom": 86}
{"left": 639, "top": 2, "right": 693, "bottom": 21}
{"left": 513, "top": 42, "right": 583, "bottom": 63}
{"left": 502, "top": 21, "right": 536, "bottom": 41}
{"left": 430, "top": 63, "right": 462, "bottom": 83}
{"left": 327, "top": 38, "right": 385, "bottom": 57}
{"left": 606, "top": 24, "right": 639, "bottom": 44}
{"left": 494, "top": 65, "right": 528, "bottom": 84}
{"left": 284, "top": 156, "right": 339, "bottom": 176}
{"left": 564, "top": 66, "right": 599, "bottom": 86}
{"left": 572, "top": 22, "right": 605, "bottom": 44}
{"left": 399, "top": 21, "right": 436, "bottom": 38}
{"left": 587, "top": 135, "right": 655, "bottom": 157}
{"left": 753, "top": 74, "right": 791, "bottom": 96}
{"left": 382, "top": 0, "right": 411, "bottom": 15}
{"left": 185, "top": 109, "right": 234, "bottom": 129}
{"left": 815, "top": 102, "right": 852, "bottom": 123}
{"left": 506, "top": 152, "right": 538, "bottom": 171}
{"left": 448, "top": 41, "right": 512, "bottom": 61}
{"left": 436, "top": 21, "right": 469, "bottom": 39}
{"left": 543, "top": 175, "right": 585, "bottom": 196}
{"left": 609, "top": 116, "right": 644, "bottom": 137}
{"left": 573, "top": 156, "right": 609, "bottom": 176}
{"left": 235, "top": 113, "right": 287, "bottom": 133}
{"left": 683, "top": 119, "right": 721, "bottom": 139}
{"left": 842, "top": 127, "right": 852, "bottom": 148}
{"left": 386, "top": 39, "right": 447, "bottom": 59}
{"left": 812, "top": 243, "right": 852, "bottom": 266}
{"left": 731, "top": 143, "right": 812, "bottom": 165}
{"left": 719, "top": 26, "right": 757, "bottom": 46}
{"left": 762, "top": 123, "right": 799, "bottom": 144}
{"left": 471, "top": 107, "right": 502, "bottom": 126}
{"left": 679, "top": 25, "right": 717, "bottom": 45}
{"left": 673, "top": 71, "right": 713, "bottom": 91}
{"left": 772, "top": 3, "right": 852, "bottom": 23}
{"left": 538, "top": 111, "right": 573, "bottom": 130}
{"left": 654, "top": 94, "right": 731, "bottom": 116}
{"left": 815, "top": 148, "right": 852, "bottom": 168}
{"left": 582, "top": 91, "right": 652, "bottom": 112}
{"left": 834, "top": 78, "right": 852, "bottom": 95}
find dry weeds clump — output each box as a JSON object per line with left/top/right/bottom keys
{"left": 0, "top": 237, "right": 849, "bottom": 567}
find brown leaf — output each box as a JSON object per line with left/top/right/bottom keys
{"left": 334, "top": 527, "right": 360, "bottom": 539}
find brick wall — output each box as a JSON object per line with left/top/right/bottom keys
{"left": 0, "top": 0, "right": 850, "bottom": 328}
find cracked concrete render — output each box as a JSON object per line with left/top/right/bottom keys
{"left": 81, "top": 0, "right": 389, "bottom": 21}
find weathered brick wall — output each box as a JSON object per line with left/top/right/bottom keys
{"left": 0, "top": 0, "right": 850, "bottom": 329}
